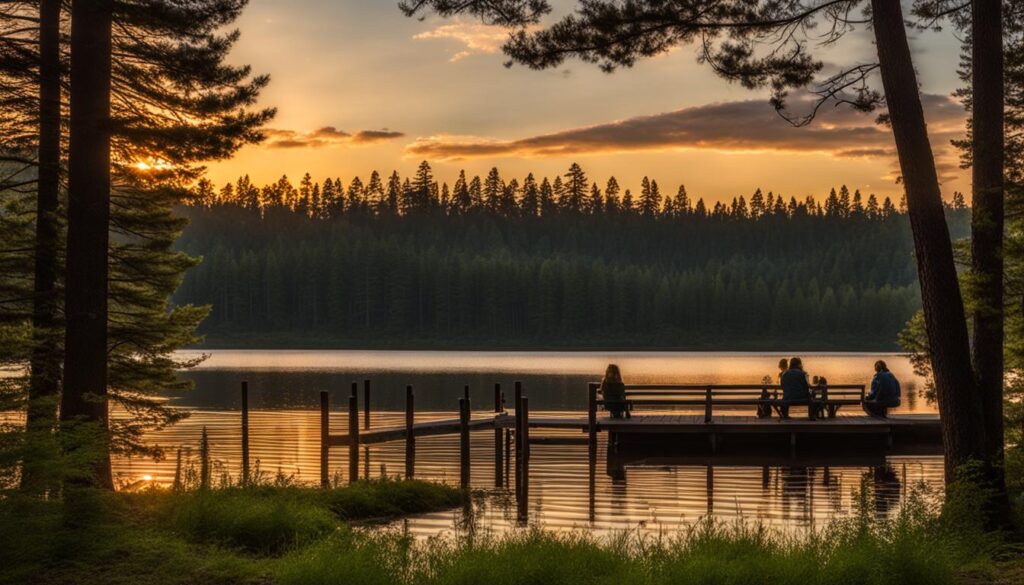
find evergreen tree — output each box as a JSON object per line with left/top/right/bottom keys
{"left": 562, "top": 163, "right": 587, "bottom": 212}
{"left": 520, "top": 173, "right": 539, "bottom": 216}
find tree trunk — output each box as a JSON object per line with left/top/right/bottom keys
{"left": 22, "top": 0, "right": 63, "bottom": 492}
{"left": 971, "top": 0, "right": 1007, "bottom": 484}
{"left": 60, "top": 0, "right": 113, "bottom": 489}
{"left": 871, "top": 0, "right": 986, "bottom": 481}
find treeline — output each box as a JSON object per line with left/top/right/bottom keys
{"left": 178, "top": 164, "right": 970, "bottom": 349}
{"left": 196, "top": 161, "right": 969, "bottom": 221}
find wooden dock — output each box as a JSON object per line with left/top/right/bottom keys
{"left": 310, "top": 380, "right": 942, "bottom": 496}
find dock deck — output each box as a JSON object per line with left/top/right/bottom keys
{"left": 333, "top": 411, "right": 941, "bottom": 446}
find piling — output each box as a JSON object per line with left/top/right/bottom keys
{"left": 459, "top": 396, "right": 471, "bottom": 488}
{"left": 319, "top": 391, "right": 329, "bottom": 488}
{"left": 517, "top": 395, "right": 530, "bottom": 523}
{"left": 363, "top": 379, "right": 371, "bottom": 430}
{"left": 349, "top": 387, "right": 359, "bottom": 484}
{"left": 405, "top": 385, "right": 415, "bottom": 479}
{"left": 241, "top": 381, "right": 250, "bottom": 486}
{"left": 494, "top": 383, "right": 504, "bottom": 486}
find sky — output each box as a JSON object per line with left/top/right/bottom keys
{"left": 205, "top": 0, "right": 970, "bottom": 204}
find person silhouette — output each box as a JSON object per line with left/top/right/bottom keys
{"left": 863, "top": 360, "right": 901, "bottom": 418}
{"left": 600, "top": 364, "right": 628, "bottom": 418}
{"left": 779, "top": 357, "right": 812, "bottom": 419}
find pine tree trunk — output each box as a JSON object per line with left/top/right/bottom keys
{"left": 60, "top": 0, "right": 114, "bottom": 489}
{"left": 871, "top": 0, "right": 986, "bottom": 481}
{"left": 22, "top": 0, "right": 63, "bottom": 492}
{"left": 971, "top": 0, "right": 1007, "bottom": 485}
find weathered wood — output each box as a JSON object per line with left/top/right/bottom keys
{"left": 319, "top": 391, "right": 329, "bottom": 488}
{"left": 348, "top": 393, "right": 359, "bottom": 484}
{"left": 363, "top": 379, "right": 371, "bottom": 430}
{"left": 518, "top": 395, "right": 530, "bottom": 523}
{"left": 704, "top": 386, "right": 713, "bottom": 423}
{"left": 459, "top": 397, "right": 470, "bottom": 488}
{"left": 588, "top": 383, "right": 598, "bottom": 453}
{"left": 241, "top": 381, "right": 250, "bottom": 486}
{"left": 495, "top": 383, "right": 503, "bottom": 487}
{"left": 405, "top": 385, "right": 414, "bottom": 479}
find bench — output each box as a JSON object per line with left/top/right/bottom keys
{"left": 592, "top": 383, "right": 866, "bottom": 422}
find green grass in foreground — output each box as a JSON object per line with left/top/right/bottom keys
{"left": 0, "top": 478, "right": 1017, "bottom": 585}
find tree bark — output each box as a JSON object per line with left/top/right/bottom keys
{"left": 22, "top": 0, "right": 63, "bottom": 492}
{"left": 871, "top": 0, "right": 986, "bottom": 481}
{"left": 60, "top": 0, "right": 113, "bottom": 489}
{"left": 970, "top": 0, "right": 1006, "bottom": 480}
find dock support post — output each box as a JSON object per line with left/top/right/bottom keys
{"left": 587, "top": 383, "right": 598, "bottom": 455}
{"left": 789, "top": 432, "right": 797, "bottom": 459}
{"left": 349, "top": 384, "right": 359, "bottom": 484}
{"left": 363, "top": 379, "right": 371, "bottom": 430}
{"left": 459, "top": 397, "right": 471, "bottom": 488}
{"left": 704, "top": 385, "right": 713, "bottom": 423}
{"left": 517, "top": 396, "right": 529, "bottom": 523}
{"left": 706, "top": 464, "right": 714, "bottom": 516}
{"left": 514, "top": 381, "right": 523, "bottom": 499}
{"left": 241, "top": 381, "right": 250, "bottom": 486}
{"left": 504, "top": 428, "right": 511, "bottom": 488}
{"left": 494, "top": 383, "right": 504, "bottom": 487}
{"left": 405, "top": 385, "right": 415, "bottom": 479}
{"left": 319, "top": 391, "right": 329, "bottom": 488}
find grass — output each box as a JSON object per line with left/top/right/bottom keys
{"left": 0, "top": 478, "right": 1018, "bottom": 585}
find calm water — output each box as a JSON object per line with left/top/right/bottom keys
{"left": 114, "top": 350, "right": 942, "bottom": 536}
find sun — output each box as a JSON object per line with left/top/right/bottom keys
{"left": 132, "top": 158, "right": 172, "bottom": 171}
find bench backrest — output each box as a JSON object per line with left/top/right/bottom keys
{"left": 588, "top": 383, "right": 866, "bottom": 422}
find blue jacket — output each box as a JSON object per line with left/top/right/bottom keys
{"left": 780, "top": 368, "right": 811, "bottom": 401}
{"left": 868, "top": 370, "right": 901, "bottom": 406}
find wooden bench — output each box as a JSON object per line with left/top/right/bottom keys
{"left": 594, "top": 383, "right": 866, "bottom": 423}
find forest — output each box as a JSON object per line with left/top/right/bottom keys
{"left": 177, "top": 163, "right": 970, "bottom": 349}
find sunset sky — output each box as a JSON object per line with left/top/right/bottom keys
{"left": 207, "top": 0, "right": 969, "bottom": 204}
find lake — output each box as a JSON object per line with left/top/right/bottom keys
{"left": 114, "top": 350, "right": 942, "bottom": 536}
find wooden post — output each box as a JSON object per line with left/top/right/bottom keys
{"left": 704, "top": 385, "right": 713, "bottom": 423}
{"left": 348, "top": 391, "right": 359, "bottom": 484}
{"left": 517, "top": 395, "right": 529, "bottom": 523}
{"left": 587, "top": 383, "right": 598, "bottom": 455}
{"left": 706, "top": 464, "right": 714, "bottom": 516}
{"left": 319, "top": 391, "right": 329, "bottom": 488}
{"left": 241, "top": 381, "right": 250, "bottom": 486}
{"left": 494, "top": 383, "right": 503, "bottom": 487}
{"left": 459, "top": 396, "right": 470, "bottom": 488}
{"left": 405, "top": 385, "right": 415, "bottom": 479}
{"left": 363, "top": 379, "right": 371, "bottom": 430}
{"left": 514, "top": 382, "right": 523, "bottom": 500}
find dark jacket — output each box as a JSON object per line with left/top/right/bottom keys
{"left": 780, "top": 368, "right": 811, "bottom": 402}
{"left": 601, "top": 381, "right": 626, "bottom": 405}
{"left": 868, "top": 371, "right": 901, "bottom": 406}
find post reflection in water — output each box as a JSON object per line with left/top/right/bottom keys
{"left": 112, "top": 350, "right": 942, "bottom": 536}
{"left": 117, "top": 407, "right": 943, "bottom": 537}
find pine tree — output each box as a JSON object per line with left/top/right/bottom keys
{"left": 539, "top": 177, "right": 556, "bottom": 216}
{"left": 366, "top": 171, "right": 385, "bottom": 212}
{"left": 452, "top": 170, "right": 471, "bottom": 214}
{"left": 604, "top": 177, "right": 621, "bottom": 214}
{"left": 484, "top": 167, "right": 503, "bottom": 211}
{"left": 385, "top": 171, "right": 401, "bottom": 215}
{"left": 562, "top": 163, "right": 587, "bottom": 213}
{"left": 520, "top": 173, "right": 539, "bottom": 216}
{"left": 588, "top": 182, "right": 603, "bottom": 214}
{"left": 621, "top": 188, "right": 635, "bottom": 213}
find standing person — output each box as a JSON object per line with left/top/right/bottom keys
{"left": 600, "top": 364, "right": 628, "bottom": 419}
{"left": 780, "top": 357, "right": 812, "bottom": 419}
{"left": 864, "top": 360, "right": 901, "bottom": 418}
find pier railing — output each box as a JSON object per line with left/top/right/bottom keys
{"left": 589, "top": 383, "right": 866, "bottom": 423}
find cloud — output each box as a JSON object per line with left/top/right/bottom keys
{"left": 413, "top": 21, "right": 509, "bottom": 62}
{"left": 264, "top": 126, "right": 404, "bottom": 149}
{"left": 404, "top": 95, "right": 966, "bottom": 181}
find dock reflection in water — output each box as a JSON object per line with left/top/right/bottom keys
{"left": 116, "top": 407, "right": 943, "bottom": 537}
{"left": 111, "top": 351, "right": 941, "bottom": 535}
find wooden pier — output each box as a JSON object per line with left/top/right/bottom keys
{"left": 314, "top": 380, "right": 943, "bottom": 491}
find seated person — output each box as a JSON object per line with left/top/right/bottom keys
{"left": 779, "top": 357, "right": 812, "bottom": 419}
{"left": 864, "top": 360, "right": 901, "bottom": 418}
{"left": 600, "top": 364, "right": 628, "bottom": 418}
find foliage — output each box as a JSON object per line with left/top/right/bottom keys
{"left": 179, "top": 164, "right": 968, "bottom": 349}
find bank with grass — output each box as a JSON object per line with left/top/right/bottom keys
{"left": 2, "top": 477, "right": 1017, "bottom": 585}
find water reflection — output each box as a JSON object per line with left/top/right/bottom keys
{"left": 109, "top": 350, "right": 940, "bottom": 536}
